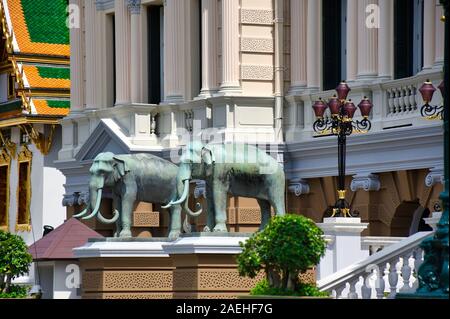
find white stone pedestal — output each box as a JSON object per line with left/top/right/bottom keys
{"left": 316, "top": 218, "right": 369, "bottom": 280}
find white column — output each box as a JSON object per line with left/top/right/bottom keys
{"left": 434, "top": 1, "right": 444, "bottom": 68}
{"left": 289, "top": 0, "right": 307, "bottom": 93}
{"left": 422, "top": 0, "right": 436, "bottom": 70}
{"left": 115, "top": 0, "right": 131, "bottom": 105}
{"left": 219, "top": 0, "right": 241, "bottom": 93}
{"left": 163, "top": 0, "right": 186, "bottom": 102}
{"left": 357, "top": 0, "right": 378, "bottom": 80}
{"left": 346, "top": 0, "right": 358, "bottom": 82}
{"left": 128, "top": 0, "right": 142, "bottom": 103}
{"left": 69, "top": 0, "right": 84, "bottom": 112}
{"left": 377, "top": 0, "right": 393, "bottom": 79}
{"left": 199, "top": 0, "right": 219, "bottom": 97}
{"left": 306, "top": 0, "right": 320, "bottom": 89}
{"left": 85, "top": 0, "right": 97, "bottom": 109}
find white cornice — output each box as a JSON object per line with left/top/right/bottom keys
{"left": 286, "top": 124, "right": 443, "bottom": 179}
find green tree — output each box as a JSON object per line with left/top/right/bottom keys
{"left": 0, "top": 230, "right": 32, "bottom": 293}
{"left": 237, "top": 214, "right": 327, "bottom": 295}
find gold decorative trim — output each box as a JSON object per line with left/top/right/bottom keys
{"left": 19, "top": 124, "right": 55, "bottom": 155}
{"left": 337, "top": 189, "right": 347, "bottom": 200}
{"left": 0, "top": 117, "right": 60, "bottom": 129}
{"left": 0, "top": 130, "right": 16, "bottom": 159}
{"left": 0, "top": 148, "right": 11, "bottom": 231}
{"left": 15, "top": 145, "right": 32, "bottom": 232}
{"left": 11, "top": 55, "right": 70, "bottom": 66}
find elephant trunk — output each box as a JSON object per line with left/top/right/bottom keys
{"left": 77, "top": 175, "right": 119, "bottom": 224}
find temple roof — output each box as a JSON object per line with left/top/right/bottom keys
{"left": 29, "top": 218, "right": 104, "bottom": 260}
{"left": 0, "top": 0, "right": 70, "bottom": 121}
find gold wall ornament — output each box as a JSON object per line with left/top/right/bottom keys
{"left": 19, "top": 124, "right": 56, "bottom": 155}
{"left": 0, "top": 148, "right": 11, "bottom": 232}
{"left": 0, "top": 130, "right": 17, "bottom": 159}
{"left": 15, "top": 145, "right": 32, "bottom": 232}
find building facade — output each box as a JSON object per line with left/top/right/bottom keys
{"left": 59, "top": 0, "right": 444, "bottom": 237}
{"left": 0, "top": 0, "right": 69, "bottom": 246}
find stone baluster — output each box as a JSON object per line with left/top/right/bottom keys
{"left": 375, "top": 264, "right": 386, "bottom": 299}
{"left": 403, "top": 87, "right": 411, "bottom": 112}
{"left": 388, "top": 89, "right": 395, "bottom": 115}
{"left": 361, "top": 275, "right": 372, "bottom": 299}
{"left": 335, "top": 285, "right": 346, "bottom": 299}
{"left": 400, "top": 253, "right": 412, "bottom": 293}
{"left": 347, "top": 279, "right": 359, "bottom": 299}
{"left": 393, "top": 90, "right": 400, "bottom": 114}
{"left": 412, "top": 248, "right": 424, "bottom": 290}
{"left": 150, "top": 114, "right": 157, "bottom": 136}
{"left": 410, "top": 86, "right": 417, "bottom": 110}
{"left": 388, "top": 259, "right": 399, "bottom": 298}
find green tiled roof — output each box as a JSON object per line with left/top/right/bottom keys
{"left": 47, "top": 100, "right": 70, "bottom": 109}
{"left": 37, "top": 66, "right": 70, "bottom": 80}
{"left": 20, "top": 0, "right": 69, "bottom": 45}
{"left": 0, "top": 99, "right": 22, "bottom": 113}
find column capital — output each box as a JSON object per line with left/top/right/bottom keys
{"left": 288, "top": 179, "right": 310, "bottom": 196}
{"left": 350, "top": 173, "right": 381, "bottom": 192}
{"left": 127, "top": 0, "right": 141, "bottom": 14}
{"left": 425, "top": 167, "right": 444, "bottom": 187}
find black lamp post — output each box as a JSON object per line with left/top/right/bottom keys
{"left": 312, "top": 82, "right": 373, "bottom": 218}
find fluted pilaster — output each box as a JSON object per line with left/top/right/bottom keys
{"left": 200, "top": 0, "right": 219, "bottom": 96}
{"left": 378, "top": 0, "right": 392, "bottom": 79}
{"left": 115, "top": 0, "right": 131, "bottom": 105}
{"left": 346, "top": 0, "right": 358, "bottom": 81}
{"left": 128, "top": 0, "right": 141, "bottom": 103}
{"left": 357, "top": 0, "right": 378, "bottom": 80}
{"left": 69, "top": 0, "right": 84, "bottom": 112}
{"left": 289, "top": 0, "right": 307, "bottom": 93}
{"left": 306, "top": 0, "right": 320, "bottom": 89}
{"left": 219, "top": 0, "right": 241, "bottom": 93}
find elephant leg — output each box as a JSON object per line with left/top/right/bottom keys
{"left": 212, "top": 180, "right": 228, "bottom": 232}
{"left": 257, "top": 199, "right": 272, "bottom": 230}
{"left": 269, "top": 180, "right": 286, "bottom": 217}
{"left": 205, "top": 182, "right": 215, "bottom": 232}
{"left": 113, "top": 196, "right": 122, "bottom": 237}
{"left": 119, "top": 193, "right": 135, "bottom": 238}
{"left": 168, "top": 205, "right": 181, "bottom": 239}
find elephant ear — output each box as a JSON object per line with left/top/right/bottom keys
{"left": 201, "top": 146, "right": 215, "bottom": 177}
{"left": 113, "top": 155, "right": 130, "bottom": 178}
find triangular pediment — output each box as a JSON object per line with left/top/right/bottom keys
{"left": 75, "top": 119, "right": 130, "bottom": 161}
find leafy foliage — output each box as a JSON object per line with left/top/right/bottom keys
{"left": 0, "top": 230, "right": 33, "bottom": 294}
{"left": 250, "top": 279, "right": 329, "bottom": 297}
{"left": 0, "top": 285, "right": 30, "bottom": 299}
{"left": 237, "top": 214, "right": 327, "bottom": 295}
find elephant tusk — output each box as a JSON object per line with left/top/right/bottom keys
{"left": 162, "top": 180, "right": 190, "bottom": 208}
{"left": 184, "top": 200, "right": 203, "bottom": 217}
{"left": 72, "top": 207, "right": 90, "bottom": 218}
{"left": 82, "top": 189, "right": 103, "bottom": 220}
{"left": 97, "top": 209, "right": 120, "bottom": 224}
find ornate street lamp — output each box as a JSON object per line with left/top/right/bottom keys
{"left": 312, "top": 81, "right": 373, "bottom": 217}
{"left": 419, "top": 79, "right": 444, "bottom": 120}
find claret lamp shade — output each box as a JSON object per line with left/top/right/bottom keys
{"left": 313, "top": 98, "right": 328, "bottom": 118}
{"left": 358, "top": 97, "right": 373, "bottom": 118}
{"left": 335, "top": 81, "right": 351, "bottom": 101}
{"left": 419, "top": 80, "right": 437, "bottom": 103}
{"left": 328, "top": 95, "right": 341, "bottom": 116}
{"left": 343, "top": 100, "right": 357, "bottom": 119}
